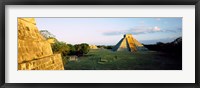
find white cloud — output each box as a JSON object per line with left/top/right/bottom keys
{"left": 103, "top": 25, "right": 181, "bottom": 36}
{"left": 153, "top": 26, "right": 161, "bottom": 31}
{"left": 103, "top": 26, "right": 162, "bottom": 35}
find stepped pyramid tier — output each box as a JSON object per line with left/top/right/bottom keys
{"left": 113, "top": 34, "right": 147, "bottom": 52}
{"left": 89, "top": 45, "right": 98, "bottom": 49}
{"left": 18, "top": 18, "right": 64, "bottom": 70}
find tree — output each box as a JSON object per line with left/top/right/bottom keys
{"left": 105, "top": 45, "right": 114, "bottom": 49}
{"left": 156, "top": 42, "right": 164, "bottom": 46}
{"left": 67, "top": 44, "right": 76, "bottom": 55}
{"left": 51, "top": 41, "right": 70, "bottom": 57}
{"left": 74, "top": 43, "right": 90, "bottom": 56}
{"left": 80, "top": 43, "right": 90, "bottom": 54}
{"left": 40, "top": 30, "right": 55, "bottom": 39}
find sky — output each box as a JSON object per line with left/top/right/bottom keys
{"left": 35, "top": 18, "right": 182, "bottom": 45}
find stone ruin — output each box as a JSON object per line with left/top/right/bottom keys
{"left": 89, "top": 45, "right": 98, "bottom": 49}
{"left": 113, "top": 34, "right": 148, "bottom": 52}
{"left": 18, "top": 18, "right": 64, "bottom": 70}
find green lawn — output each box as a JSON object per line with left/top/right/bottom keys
{"left": 64, "top": 49, "right": 182, "bottom": 70}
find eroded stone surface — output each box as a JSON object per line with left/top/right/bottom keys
{"left": 18, "top": 18, "right": 64, "bottom": 70}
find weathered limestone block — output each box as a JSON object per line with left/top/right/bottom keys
{"left": 18, "top": 39, "right": 53, "bottom": 63}
{"left": 18, "top": 18, "right": 64, "bottom": 70}
{"left": 18, "top": 52, "right": 64, "bottom": 70}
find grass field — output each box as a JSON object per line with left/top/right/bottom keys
{"left": 64, "top": 49, "right": 182, "bottom": 70}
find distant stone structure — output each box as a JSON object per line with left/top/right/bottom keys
{"left": 89, "top": 45, "right": 98, "bottom": 49}
{"left": 68, "top": 56, "right": 78, "bottom": 61}
{"left": 18, "top": 18, "right": 64, "bottom": 70}
{"left": 113, "top": 34, "right": 147, "bottom": 52}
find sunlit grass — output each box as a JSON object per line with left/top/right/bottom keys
{"left": 64, "top": 49, "right": 181, "bottom": 70}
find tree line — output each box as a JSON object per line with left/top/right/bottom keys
{"left": 51, "top": 40, "right": 90, "bottom": 57}
{"left": 40, "top": 30, "right": 90, "bottom": 57}
{"left": 144, "top": 37, "right": 182, "bottom": 59}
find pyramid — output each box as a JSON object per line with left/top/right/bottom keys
{"left": 113, "top": 34, "right": 147, "bottom": 52}
{"left": 90, "top": 45, "right": 98, "bottom": 49}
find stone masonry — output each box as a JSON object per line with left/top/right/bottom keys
{"left": 113, "top": 34, "right": 147, "bottom": 52}
{"left": 18, "top": 18, "right": 64, "bottom": 70}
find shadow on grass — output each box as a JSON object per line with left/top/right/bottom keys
{"left": 64, "top": 49, "right": 182, "bottom": 70}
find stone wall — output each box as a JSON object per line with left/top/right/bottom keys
{"left": 18, "top": 18, "right": 64, "bottom": 70}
